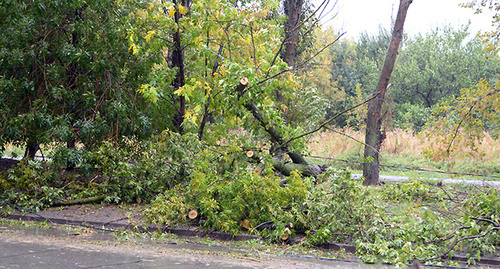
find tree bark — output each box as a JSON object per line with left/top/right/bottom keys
{"left": 52, "top": 195, "right": 107, "bottom": 206}
{"left": 274, "top": 0, "right": 304, "bottom": 137}
{"left": 282, "top": 0, "right": 304, "bottom": 66}
{"left": 66, "top": 135, "right": 77, "bottom": 170}
{"left": 23, "top": 142, "right": 39, "bottom": 160}
{"left": 273, "top": 157, "right": 323, "bottom": 177}
{"left": 170, "top": 0, "right": 190, "bottom": 135}
{"left": 363, "top": 0, "right": 412, "bottom": 186}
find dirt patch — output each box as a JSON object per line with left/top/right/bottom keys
{"left": 0, "top": 158, "right": 19, "bottom": 172}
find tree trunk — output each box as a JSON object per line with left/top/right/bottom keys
{"left": 363, "top": 0, "right": 412, "bottom": 186}
{"left": 273, "top": 157, "right": 323, "bottom": 177}
{"left": 23, "top": 142, "right": 39, "bottom": 160}
{"left": 170, "top": 0, "right": 189, "bottom": 134}
{"left": 66, "top": 135, "right": 77, "bottom": 170}
{"left": 52, "top": 195, "right": 107, "bottom": 206}
{"left": 282, "top": 0, "right": 304, "bottom": 66}
{"left": 275, "top": 0, "right": 304, "bottom": 131}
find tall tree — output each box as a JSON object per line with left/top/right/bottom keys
{"left": 282, "top": 0, "right": 304, "bottom": 66}
{"left": 169, "top": 0, "right": 189, "bottom": 134}
{"left": 130, "top": 0, "right": 335, "bottom": 177}
{"left": 363, "top": 0, "right": 412, "bottom": 186}
{"left": 391, "top": 25, "right": 498, "bottom": 108}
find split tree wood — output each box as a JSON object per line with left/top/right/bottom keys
{"left": 188, "top": 209, "right": 198, "bottom": 220}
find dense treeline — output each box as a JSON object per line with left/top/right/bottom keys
{"left": 1, "top": 0, "right": 498, "bottom": 159}
{"left": 317, "top": 25, "right": 500, "bottom": 132}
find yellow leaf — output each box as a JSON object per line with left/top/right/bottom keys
{"left": 168, "top": 7, "right": 175, "bottom": 18}
{"left": 218, "top": 66, "right": 226, "bottom": 77}
{"left": 195, "top": 35, "right": 202, "bottom": 45}
{"left": 241, "top": 219, "right": 251, "bottom": 230}
{"left": 280, "top": 104, "right": 288, "bottom": 114}
{"left": 185, "top": 109, "right": 198, "bottom": 124}
{"left": 145, "top": 30, "right": 155, "bottom": 43}
{"left": 178, "top": 5, "right": 187, "bottom": 15}
{"left": 173, "top": 88, "right": 183, "bottom": 96}
{"left": 135, "top": 9, "right": 147, "bottom": 18}
{"left": 128, "top": 43, "right": 138, "bottom": 55}
{"left": 137, "top": 84, "right": 150, "bottom": 94}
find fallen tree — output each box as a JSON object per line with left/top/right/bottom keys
{"left": 235, "top": 77, "right": 326, "bottom": 177}
{"left": 235, "top": 76, "right": 381, "bottom": 178}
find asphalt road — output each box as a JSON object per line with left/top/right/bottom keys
{"left": 0, "top": 239, "right": 208, "bottom": 269}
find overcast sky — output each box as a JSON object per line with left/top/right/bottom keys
{"left": 319, "top": 0, "right": 495, "bottom": 38}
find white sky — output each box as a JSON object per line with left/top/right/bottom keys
{"left": 320, "top": 0, "right": 495, "bottom": 38}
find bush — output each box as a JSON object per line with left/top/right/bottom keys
{"left": 1, "top": 160, "right": 64, "bottom": 213}
{"left": 145, "top": 166, "right": 384, "bottom": 244}
{"left": 304, "top": 168, "right": 382, "bottom": 245}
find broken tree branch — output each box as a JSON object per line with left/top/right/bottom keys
{"left": 52, "top": 195, "right": 107, "bottom": 206}
{"left": 421, "top": 226, "right": 500, "bottom": 263}
{"left": 234, "top": 77, "right": 322, "bottom": 176}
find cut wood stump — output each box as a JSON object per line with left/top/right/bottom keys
{"left": 188, "top": 209, "right": 198, "bottom": 220}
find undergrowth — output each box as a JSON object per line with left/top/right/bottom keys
{"left": 0, "top": 131, "right": 200, "bottom": 212}
{"left": 145, "top": 156, "right": 500, "bottom": 267}
{"left": 1, "top": 132, "right": 500, "bottom": 267}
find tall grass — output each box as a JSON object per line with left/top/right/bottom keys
{"left": 306, "top": 128, "right": 500, "bottom": 179}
